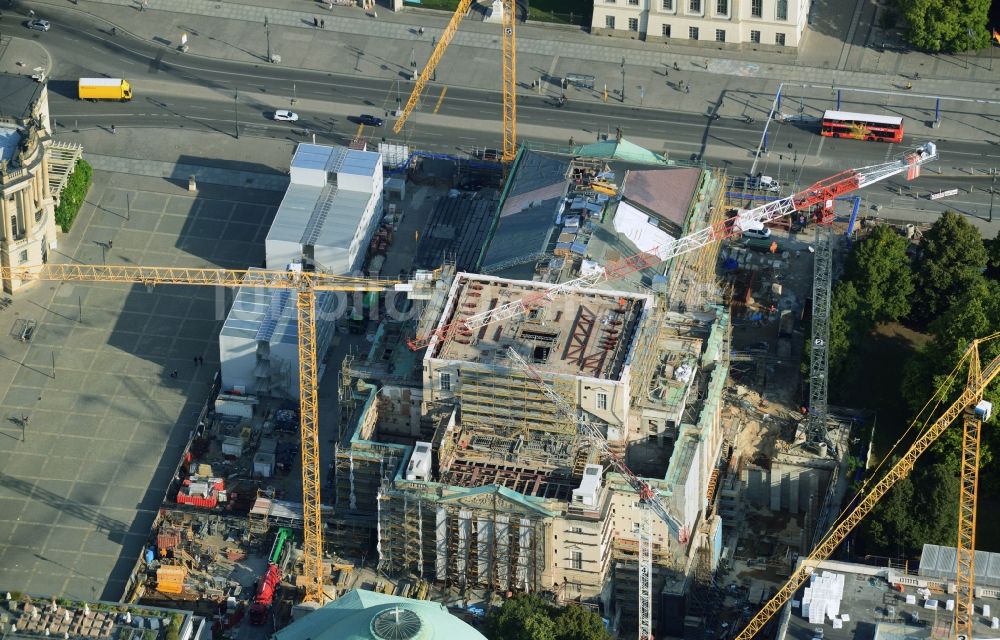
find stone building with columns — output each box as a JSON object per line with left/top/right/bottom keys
{"left": 0, "top": 73, "right": 82, "bottom": 293}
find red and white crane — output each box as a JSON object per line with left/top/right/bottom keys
{"left": 408, "top": 142, "right": 938, "bottom": 351}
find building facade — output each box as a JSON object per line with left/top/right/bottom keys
{"left": 0, "top": 75, "right": 82, "bottom": 293}
{"left": 592, "top": 0, "right": 809, "bottom": 49}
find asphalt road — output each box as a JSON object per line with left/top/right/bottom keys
{"left": 15, "top": 8, "right": 1000, "bottom": 228}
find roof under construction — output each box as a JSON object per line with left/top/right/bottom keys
{"left": 428, "top": 273, "right": 653, "bottom": 381}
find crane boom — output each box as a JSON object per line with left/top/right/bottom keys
{"left": 393, "top": 0, "right": 473, "bottom": 134}
{"left": 408, "top": 142, "right": 938, "bottom": 350}
{"left": 0, "top": 262, "right": 420, "bottom": 604}
{"left": 734, "top": 335, "right": 1000, "bottom": 640}
{"left": 1, "top": 264, "right": 400, "bottom": 291}
{"left": 505, "top": 347, "right": 687, "bottom": 542}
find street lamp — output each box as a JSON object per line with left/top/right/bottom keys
{"left": 620, "top": 57, "right": 626, "bottom": 103}
{"left": 639, "top": 85, "right": 645, "bottom": 106}
{"left": 234, "top": 88, "right": 239, "bottom": 139}
{"left": 967, "top": 28, "right": 974, "bottom": 69}
{"left": 265, "top": 16, "right": 271, "bottom": 62}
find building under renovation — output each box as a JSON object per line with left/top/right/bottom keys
{"left": 326, "top": 144, "right": 744, "bottom": 635}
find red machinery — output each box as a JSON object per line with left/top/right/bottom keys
{"left": 248, "top": 563, "right": 281, "bottom": 625}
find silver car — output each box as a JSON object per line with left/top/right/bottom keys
{"left": 26, "top": 20, "right": 51, "bottom": 32}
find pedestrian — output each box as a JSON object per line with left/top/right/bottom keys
{"left": 321, "top": 19, "right": 325, "bottom": 28}
{"left": 21, "top": 415, "right": 29, "bottom": 425}
{"left": 193, "top": 356, "right": 199, "bottom": 366}
{"left": 373, "top": 10, "right": 377, "bottom": 19}
{"left": 685, "top": 85, "right": 690, "bottom": 94}
{"left": 418, "top": 26, "right": 424, "bottom": 35}
{"left": 673, "top": 61, "right": 679, "bottom": 71}
{"left": 199, "top": 356, "right": 204, "bottom": 365}
{"left": 108, "top": 240, "right": 113, "bottom": 249}
{"left": 110, "top": 124, "right": 117, "bottom": 134}
{"left": 665, "top": 70, "right": 668, "bottom": 77}
{"left": 170, "top": 370, "right": 178, "bottom": 379}
{"left": 314, "top": 16, "right": 319, "bottom": 26}
{"left": 704, "top": 58, "right": 709, "bottom": 68}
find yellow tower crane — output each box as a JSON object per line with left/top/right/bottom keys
{"left": 392, "top": 0, "right": 518, "bottom": 163}
{"left": 0, "top": 264, "right": 416, "bottom": 604}
{"left": 733, "top": 333, "right": 1000, "bottom": 640}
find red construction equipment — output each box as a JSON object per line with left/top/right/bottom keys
{"left": 249, "top": 563, "right": 281, "bottom": 625}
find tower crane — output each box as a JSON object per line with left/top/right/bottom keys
{"left": 0, "top": 264, "right": 421, "bottom": 604}
{"left": 407, "top": 142, "right": 939, "bottom": 351}
{"left": 733, "top": 333, "right": 1000, "bottom": 640}
{"left": 392, "top": 0, "right": 518, "bottom": 163}
{"left": 506, "top": 347, "right": 685, "bottom": 640}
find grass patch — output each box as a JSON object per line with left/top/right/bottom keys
{"left": 833, "top": 322, "right": 929, "bottom": 463}
{"left": 55, "top": 158, "right": 93, "bottom": 233}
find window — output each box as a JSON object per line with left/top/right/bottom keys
{"left": 596, "top": 391, "right": 608, "bottom": 410}
{"left": 18, "top": 249, "right": 27, "bottom": 264}
{"left": 688, "top": 0, "right": 701, "bottom": 11}
{"left": 689, "top": 25, "right": 699, "bottom": 39}
{"left": 605, "top": 14, "right": 616, "bottom": 28}
{"left": 662, "top": 23, "right": 671, "bottom": 37}
{"left": 750, "top": 29, "right": 761, "bottom": 43}
{"left": 715, "top": 29, "right": 726, "bottom": 42}
{"left": 628, "top": 17, "right": 639, "bottom": 31}
{"left": 662, "top": 0, "right": 673, "bottom": 8}
{"left": 716, "top": 0, "right": 727, "bottom": 14}
{"left": 571, "top": 550, "right": 583, "bottom": 570}
{"left": 628, "top": 0, "right": 639, "bottom": 5}
{"left": 775, "top": 32, "right": 786, "bottom": 46}
{"left": 439, "top": 372, "right": 451, "bottom": 391}
{"left": 776, "top": 0, "right": 788, "bottom": 19}
{"left": 9, "top": 215, "right": 17, "bottom": 238}
{"left": 571, "top": 527, "right": 583, "bottom": 534}
{"left": 751, "top": 0, "right": 762, "bottom": 17}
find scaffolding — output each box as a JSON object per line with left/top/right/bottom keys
{"left": 807, "top": 229, "right": 833, "bottom": 445}
{"left": 379, "top": 487, "right": 546, "bottom": 594}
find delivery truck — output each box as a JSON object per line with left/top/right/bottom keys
{"left": 78, "top": 78, "right": 133, "bottom": 101}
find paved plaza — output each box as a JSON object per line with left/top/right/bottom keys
{"left": 0, "top": 170, "right": 280, "bottom": 599}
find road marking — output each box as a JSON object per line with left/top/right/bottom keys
{"left": 355, "top": 123, "right": 365, "bottom": 137}
{"left": 433, "top": 86, "right": 448, "bottom": 114}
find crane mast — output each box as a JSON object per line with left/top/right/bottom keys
{"left": 0, "top": 264, "right": 411, "bottom": 603}
{"left": 734, "top": 335, "right": 1000, "bottom": 640}
{"left": 408, "top": 142, "right": 938, "bottom": 351}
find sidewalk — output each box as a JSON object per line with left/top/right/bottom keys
{"left": 28, "top": 0, "right": 1000, "bottom": 148}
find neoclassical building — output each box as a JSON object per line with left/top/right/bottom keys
{"left": 0, "top": 74, "right": 82, "bottom": 293}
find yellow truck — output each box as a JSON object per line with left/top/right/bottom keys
{"left": 78, "top": 78, "right": 133, "bottom": 101}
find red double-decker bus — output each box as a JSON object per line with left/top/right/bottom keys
{"left": 820, "top": 110, "right": 904, "bottom": 143}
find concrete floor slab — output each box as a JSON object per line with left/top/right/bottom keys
{"left": 163, "top": 196, "right": 199, "bottom": 216}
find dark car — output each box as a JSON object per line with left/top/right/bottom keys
{"left": 359, "top": 114, "right": 383, "bottom": 127}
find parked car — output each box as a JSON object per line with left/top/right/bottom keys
{"left": 359, "top": 114, "right": 384, "bottom": 127}
{"left": 741, "top": 226, "right": 772, "bottom": 240}
{"left": 731, "top": 175, "right": 780, "bottom": 193}
{"left": 26, "top": 19, "right": 51, "bottom": 32}
{"left": 273, "top": 110, "right": 299, "bottom": 122}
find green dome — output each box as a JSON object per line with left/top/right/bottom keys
{"left": 273, "top": 589, "right": 487, "bottom": 640}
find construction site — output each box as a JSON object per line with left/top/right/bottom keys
{"left": 3, "top": 1, "right": 996, "bottom": 637}
{"left": 1, "top": 130, "right": 954, "bottom": 640}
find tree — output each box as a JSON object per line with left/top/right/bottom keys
{"left": 911, "top": 211, "right": 987, "bottom": 325}
{"left": 483, "top": 594, "right": 610, "bottom": 640}
{"left": 553, "top": 604, "right": 610, "bottom": 640}
{"left": 896, "top": 0, "right": 990, "bottom": 52}
{"left": 843, "top": 225, "right": 914, "bottom": 324}
{"left": 828, "top": 281, "right": 864, "bottom": 383}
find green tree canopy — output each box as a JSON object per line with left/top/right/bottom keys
{"left": 912, "top": 211, "right": 987, "bottom": 325}
{"left": 843, "top": 225, "right": 914, "bottom": 324}
{"left": 483, "top": 594, "right": 610, "bottom": 640}
{"left": 896, "top": 0, "right": 990, "bottom": 52}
